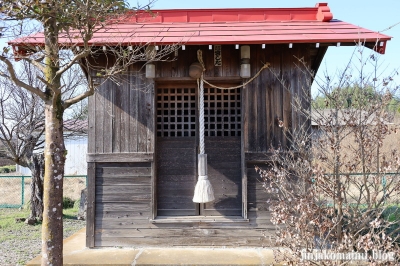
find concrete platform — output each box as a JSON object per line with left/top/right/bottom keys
{"left": 27, "top": 228, "right": 280, "bottom": 265}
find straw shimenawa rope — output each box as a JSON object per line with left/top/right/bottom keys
{"left": 197, "top": 49, "right": 270, "bottom": 90}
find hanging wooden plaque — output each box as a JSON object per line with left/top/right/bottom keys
{"left": 214, "top": 45, "right": 222, "bottom": 66}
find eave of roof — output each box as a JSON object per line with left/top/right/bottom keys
{"left": 9, "top": 2, "right": 391, "bottom": 55}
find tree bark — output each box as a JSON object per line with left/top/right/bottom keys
{"left": 41, "top": 10, "right": 65, "bottom": 265}
{"left": 27, "top": 153, "right": 45, "bottom": 223}
{"left": 41, "top": 101, "right": 65, "bottom": 266}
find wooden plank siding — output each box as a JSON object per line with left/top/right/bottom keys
{"left": 87, "top": 44, "right": 314, "bottom": 247}
{"left": 241, "top": 44, "right": 313, "bottom": 152}
{"left": 93, "top": 162, "right": 276, "bottom": 247}
{"left": 87, "top": 44, "right": 313, "bottom": 154}
{"left": 94, "top": 210, "right": 276, "bottom": 247}
{"left": 88, "top": 59, "right": 154, "bottom": 154}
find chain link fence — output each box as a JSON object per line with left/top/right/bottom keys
{"left": 0, "top": 175, "right": 87, "bottom": 208}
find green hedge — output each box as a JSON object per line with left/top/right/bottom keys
{"left": 0, "top": 165, "right": 16, "bottom": 173}
{"left": 62, "top": 197, "right": 75, "bottom": 209}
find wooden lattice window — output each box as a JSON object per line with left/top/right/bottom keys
{"left": 204, "top": 87, "right": 241, "bottom": 137}
{"left": 156, "top": 87, "right": 196, "bottom": 137}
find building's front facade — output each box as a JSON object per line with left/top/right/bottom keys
{"left": 10, "top": 2, "right": 391, "bottom": 248}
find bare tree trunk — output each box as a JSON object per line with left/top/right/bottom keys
{"left": 26, "top": 154, "right": 45, "bottom": 224}
{"left": 39, "top": 9, "right": 66, "bottom": 265}
{"left": 41, "top": 101, "right": 65, "bottom": 266}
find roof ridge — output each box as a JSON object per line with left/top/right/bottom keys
{"left": 124, "top": 3, "right": 333, "bottom": 24}
{"left": 316, "top": 3, "right": 333, "bottom": 22}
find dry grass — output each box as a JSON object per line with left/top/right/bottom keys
{"left": 312, "top": 124, "right": 400, "bottom": 205}
{"left": 63, "top": 177, "right": 86, "bottom": 200}
{"left": 0, "top": 175, "right": 86, "bottom": 207}
{"left": 0, "top": 158, "right": 14, "bottom": 166}
{"left": 314, "top": 125, "right": 400, "bottom": 170}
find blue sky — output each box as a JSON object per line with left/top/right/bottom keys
{"left": 147, "top": 0, "right": 400, "bottom": 92}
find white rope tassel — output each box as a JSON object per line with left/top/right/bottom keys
{"left": 193, "top": 75, "right": 215, "bottom": 203}
{"left": 193, "top": 154, "right": 215, "bottom": 203}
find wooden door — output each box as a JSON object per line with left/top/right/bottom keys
{"left": 203, "top": 87, "right": 242, "bottom": 216}
{"left": 156, "top": 84, "right": 242, "bottom": 217}
{"left": 156, "top": 86, "right": 198, "bottom": 216}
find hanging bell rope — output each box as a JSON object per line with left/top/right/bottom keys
{"left": 193, "top": 72, "right": 215, "bottom": 203}
{"left": 192, "top": 49, "right": 270, "bottom": 204}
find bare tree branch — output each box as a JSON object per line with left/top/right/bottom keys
{"left": 20, "top": 55, "right": 46, "bottom": 73}
{"left": 56, "top": 50, "right": 90, "bottom": 77}
{"left": 0, "top": 56, "right": 46, "bottom": 100}
{"left": 63, "top": 86, "right": 94, "bottom": 108}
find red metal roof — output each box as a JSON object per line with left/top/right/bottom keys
{"left": 10, "top": 3, "right": 391, "bottom": 54}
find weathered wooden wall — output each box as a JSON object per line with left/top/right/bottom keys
{"left": 88, "top": 44, "right": 314, "bottom": 154}
{"left": 88, "top": 64, "right": 154, "bottom": 155}
{"left": 242, "top": 44, "right": 311, "bottom": 153}
{"left": 87, "top": 44, "right": 317, "bottom": 247}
